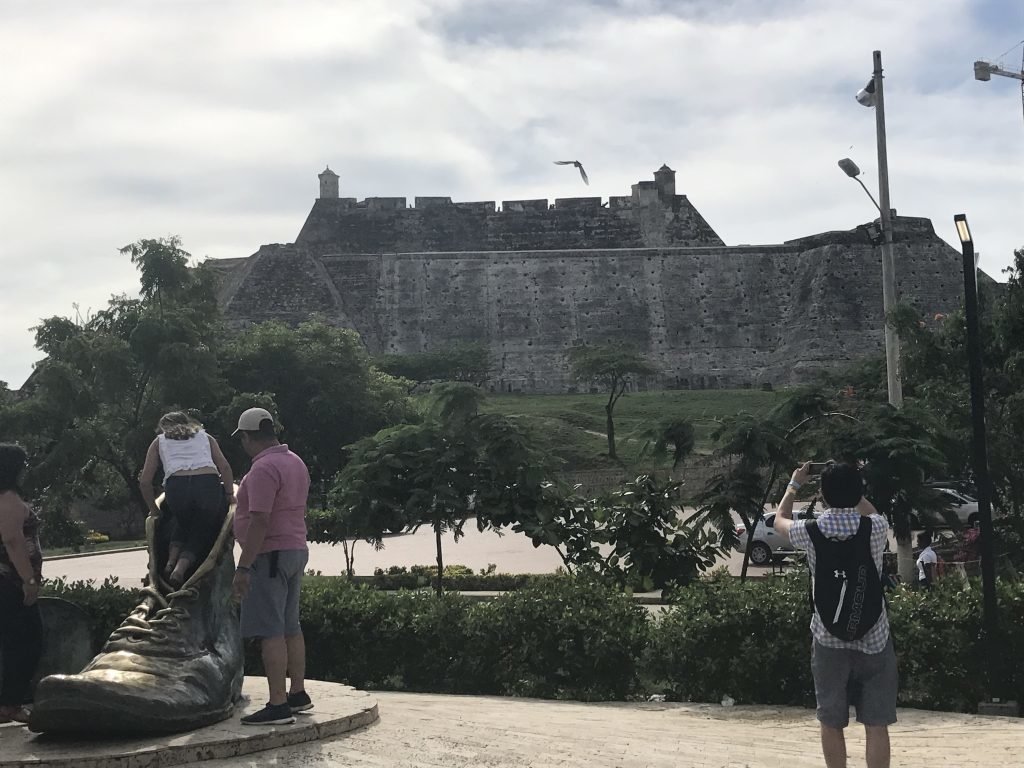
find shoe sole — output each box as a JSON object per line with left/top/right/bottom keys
{"left": 242, "top": 716, "right": 296, "bottom": 726}
{"left": 291, "top": 703, "right": 314, "bottom": 713}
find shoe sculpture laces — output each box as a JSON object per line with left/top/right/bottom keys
{"left": 29, "top": 500, "right": 244, "bottom": 734}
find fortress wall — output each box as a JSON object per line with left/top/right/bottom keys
{"left": 220, "top": 219, "right": 969, "bottom": 393}
{"left": 295, "top": 194, "right": 723, "bottom": 253}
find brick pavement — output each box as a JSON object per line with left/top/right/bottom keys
{"left": 198, "top": 691, "right": 1022, "bottom": 767}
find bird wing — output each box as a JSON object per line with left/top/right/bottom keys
{"left": 577, "top": 164, "right": 589, "bottom": 185}
{"left": 553, "top": 160, "right": 575, "bottom": 165}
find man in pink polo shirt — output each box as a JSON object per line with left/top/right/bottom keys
{"left": 230, "top": 407, "right": 311, "bottom": 726}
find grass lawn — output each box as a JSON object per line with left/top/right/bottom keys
{"left": 483, "top": 389, "right": 781, "bottom": 471}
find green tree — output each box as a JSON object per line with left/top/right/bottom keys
{"left": 328, "top": 383, "right": 550, "bottom": 594}
{"left": 375, "top": 343, "right": 492, "bottom": 389}
{"left": 568, "top": 343, "right": 656, "bottom": 460}
{"left": 0, "top": 237, "right": 225, "bottom": 534}
{"left": 691, "top": 412, "right": 794, "bottom": 578}
{"left": 219, "top": 318, "right": 412, "bottom": 488}
{"left": 635, "top": 418, "right": 696, "bottom": 480}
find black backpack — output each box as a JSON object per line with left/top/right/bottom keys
{"left": 806, "top": 517, "right": 884, "bottom": 641}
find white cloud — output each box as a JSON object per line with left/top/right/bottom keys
{"left": 1, "top": 0, "right": 1021, "bottom": 385}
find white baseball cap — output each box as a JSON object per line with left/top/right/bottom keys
{"left": 232, "top": 407, "right": 274, "bottom": 436}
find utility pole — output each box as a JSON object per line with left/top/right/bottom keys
{"left": 872, "top": 50, "right": 903, "bottom": 408}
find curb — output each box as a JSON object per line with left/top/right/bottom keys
{"left": 44, "top": 546, "right": 147, "bottom": 562}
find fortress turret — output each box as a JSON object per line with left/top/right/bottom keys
{"left": 654, "top": 164, "right": 676, "bottom": 202}
{"left": 318, "top": 166, "right": 339, "bottom": 199}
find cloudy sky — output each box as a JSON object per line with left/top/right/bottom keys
{"left": 2, "top": 0, "right": 1021, "bottom": 386}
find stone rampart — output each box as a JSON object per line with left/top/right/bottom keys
{"left": 218, "top": 202, "right": 969, "bottom": 393}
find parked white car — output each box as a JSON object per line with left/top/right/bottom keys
{"left": 912, "top": 486, "right": 992, "bottom": 528}
{"left": 735, "top": 510, "right": 817, "bottom": 566}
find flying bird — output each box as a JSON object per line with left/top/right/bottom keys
{"left": 554, "top": 160, "right": 589, "bottom": 185}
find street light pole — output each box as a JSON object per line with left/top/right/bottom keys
{"left": 954, "top": 214, "right": 1001, "bottom": 701}
{"left": 871, "top": 50, "right": 904, "bottom": 408}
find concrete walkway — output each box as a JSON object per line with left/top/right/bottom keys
{"left": 42, "top": 525, "right": 775, "bottom": 585}
{"left": 198, "top": 691, "right": 1022, "bottom": 767}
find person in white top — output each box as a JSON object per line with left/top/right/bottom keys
{"left": 916, "top": 531, "right": 938, "bottom": 590}
{"left": 139, "top": 412, "right": 234, "bottom": 587}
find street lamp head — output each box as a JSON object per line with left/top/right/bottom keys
{"left": 955, "top": 214, "right": 972, "bottom": 245}
{"left": 838, "top": 158, "right": 861, "bottom": 178}
{"left": 857, "top": 222, "right": 885, "bottom": 247}
{"left": 973, "top": 61, "right": 993, "bottom": 82}
{"left": 855, "top": 77, "right": 877, "bottom": 107}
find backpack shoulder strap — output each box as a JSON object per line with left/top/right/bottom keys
{"left": 805, "top": 519, "right": 827, "bottom": 548}
{"left": 855, "top": 515, "right": 874, "bottom": 557}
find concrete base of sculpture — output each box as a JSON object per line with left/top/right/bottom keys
{"left": 0, "top": 678, "right": 378, "bottom": 767}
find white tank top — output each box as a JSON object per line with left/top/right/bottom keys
{"left": 158, "top": 430, "right": 215, "bottom": 477}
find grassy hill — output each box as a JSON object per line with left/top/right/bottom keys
{"left": 483, "top": 389, "right": 781, "bottom": 472}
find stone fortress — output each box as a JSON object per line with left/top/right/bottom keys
{"left": 212, "top": 165, "right": 972, "bottom": 393}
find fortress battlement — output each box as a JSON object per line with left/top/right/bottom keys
{"left": 298, "top": 165, "right": 724, "bottom": 252}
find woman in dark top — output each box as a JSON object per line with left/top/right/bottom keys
{"left": 0, "top": 443, "right": 43, "bottom": 724}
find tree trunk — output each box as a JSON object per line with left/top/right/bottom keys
{"left": 896, "top": 536, "right": 915, "bottom": 583}
{"left": 124, "top": 476, "right": 148, "bottom": 538}
{"left": 434, "top": 523, "right": 444, "bottom": 596}
{"left": 341, "top": 538, "right": 356, "bottom": 580}
{"left": 605, "top": 403, "right": 617, "bottom": 459}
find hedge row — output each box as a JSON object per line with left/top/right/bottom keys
{"left": 43, "top": 572, "right": 1024, "bottom": 711}
{"left": 350, "top": 564, "right": 562, "bottom": 592}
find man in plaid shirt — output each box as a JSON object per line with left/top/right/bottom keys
{"left": 774, "top": 461, "right": 897, "bottom": 768}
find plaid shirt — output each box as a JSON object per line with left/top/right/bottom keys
{"left": 788, "top": 508, "right": 890, "bottom": 654}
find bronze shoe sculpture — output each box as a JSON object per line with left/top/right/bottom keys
{"left": 29, "top": 504, "right": 243, "bottom": 734}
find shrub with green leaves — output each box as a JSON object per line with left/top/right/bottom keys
{"left": 646, "top": 571, "right": 1024, "bottom": 711}
{"left": 468, "top": 576, "right": 650, "bottom": 700}
{"left": 42, "top": 577, "right": 142, "bottom": 652}
{"left": 646, "top": 570, "right": 814, "bottom": 707}
{"left": 40, "top": 569, "right": 1024, "bottom": 712}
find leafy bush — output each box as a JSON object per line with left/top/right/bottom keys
{"left": 38, "top": 505, "right": 86, "bottom": 550}
{"left": 39, "top": 569, "right": 1024, "bottom": 712}
{"left": 647, "top": 571, "right": 1024, "bottom": 711}
{"left": 467, "top": 576, "right": 650, "bottom": 700}
{"left": 297, "top": 579, "right": 476, "bottom": 693}
{"left": 356, "top": 565, "right": 561, "bottom": 592}
{"left": 646, "top": 570, "right": 814, "bottom": 707}
{"left": 41, "top": 577, "right": 141, "bottom": 652}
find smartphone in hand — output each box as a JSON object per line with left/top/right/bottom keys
{"left": 808, "top": 462, "right": 830, "bottom": 476}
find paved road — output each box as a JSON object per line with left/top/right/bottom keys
{"left": 44, "top": 524, "right": 777, "bottom": 586}
{"left": 199, "top": 691, "right": 1022, "bottom": 768}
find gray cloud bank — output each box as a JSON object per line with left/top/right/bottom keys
{"left": 1, "top": 0, "right": 1021, "bottom": 385}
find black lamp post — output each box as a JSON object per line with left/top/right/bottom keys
{"left": 954, "top": 214, "right": 1008, "bottom": 709}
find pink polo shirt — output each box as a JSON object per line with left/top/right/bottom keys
{"left": 234, "top": 444, "right": 309, "bottom": 553}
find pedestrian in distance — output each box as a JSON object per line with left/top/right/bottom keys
{"left": 0, "top": 444, "right": 43, "bottom": 725}
{"left": 774, "top": 460, "right": 897, "bottom": 768}
{"left": 915, "top": 531, "right": 937, "bottom": 590}
{"left": 139, "top": 411, "right": 235, "bottom": 587}
{"left": 230, "top": 407, "right": 312, "bottom": 726}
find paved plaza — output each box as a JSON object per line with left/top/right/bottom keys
{"left": 5, "top": 687, "right": 1018, "bottom": 767}
{"left": 195, "top": 692, "right": 1023, "bottom": 768}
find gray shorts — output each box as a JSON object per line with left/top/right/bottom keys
{"left": 240, "top": 549, "right": 309, "bottom": 639}
{"left": 811, "top": 637, "right": 898, "bottom": 728}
